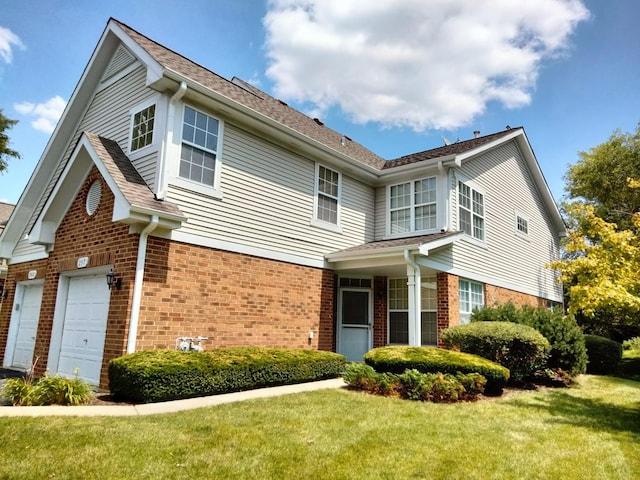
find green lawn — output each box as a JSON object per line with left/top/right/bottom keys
{"left": 0, "top": 374, "right": 638, "bottom": 480}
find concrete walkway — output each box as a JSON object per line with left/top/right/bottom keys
{"left": 0, "top": 378, "right": 347, "bottom": 417}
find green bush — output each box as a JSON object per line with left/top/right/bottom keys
{"left": 343, "top": 364, "right": 487, "bottom": 402}
{"left": 472, "top": 303, "right": 587, "bottom": 375}
{"left": 364, "top": 346, "right": 509, "bottom": 394}
{"left": 442, "top": 321, "right": 550, "bottom": 382}
{"left": 2, "top": 373, "right": 93, "bottom": 406}
{"left": 108, "top": 347, "right": 346, "bottom": 403}
{"left": 584, "top": 335, "right": 623, "bottom": 375}
{"left": 622, "top": 337, "right": 640, "bottom": 351}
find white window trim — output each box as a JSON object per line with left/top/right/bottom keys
{"left": 169, "top": 103, "right": 224, "bottom": 199}
{"left": 128, "top": 94, "right": 163, "bottom": 160}
{"left": 387, "top": 277, "right": 409, "bottom": 345}
{"left": 311, "top": 163, "right": 342, "bottom": 233}
{"left": 457, "top": 177, "right": 487, "bottom": 246}
{"left": 386, "top": 176, "right": 438, "bottom": 238}
{"left": 459, "top": 278, "right": 484, "bottom": 325}
{"left": 515, "top": 210, "right": 530, "bottom": 240}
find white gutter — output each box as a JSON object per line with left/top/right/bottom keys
{"left": 126, "top": 215, "right": 159, "bottom": 353}
{"left": 156, "top": 81, "right": 187, "bottom": 200}
{"left": 403, "top": 249, "right": 421, "bottom": 346}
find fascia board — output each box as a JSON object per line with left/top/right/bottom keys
{"left": 326, "top": 245, "right": 419, "bottom": 262}
{"left": 418, "top": 232, "right": 465, "bottom": 255}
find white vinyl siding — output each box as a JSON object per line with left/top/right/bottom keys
{"left": 450, "top": 142, "right": 563, "bottom": 302}
{"left": 166, "top": 123, "right": 375, "bottom": 261}
{"left": 12, "top": 65, "right": 153, "bottom": 260}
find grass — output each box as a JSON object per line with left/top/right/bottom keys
{"left": 0, "top": 375, "right": 639, "bottom": 479}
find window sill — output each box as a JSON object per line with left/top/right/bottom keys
{"left": 170, "top": 177, "right": 222, "bottom": 200}
{"left": 310, "top": 218, "right": 342, "bottom": 234}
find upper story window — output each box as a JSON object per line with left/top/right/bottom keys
{"left": 389, "top": 177, "right": 437, "bottom": 235}
{"left": 516, "top": 213, "right": 529, "bottom": 236}
{"left": 131, "top": 104, "right": 155, "bottom": 152}
{"left": 180, "top": 106, "right": 220, "bottom": 187}
{"left": 312, "top": 164, "right": 341, "bottom": 231}
{"left": 458, "top": 181, "right": 484, "bottom": 241}
{"left": 459, "top": 278, "right": 484, "bottom": 324}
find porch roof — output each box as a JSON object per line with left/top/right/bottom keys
{"left": 326, "top": 231, "right": 464, "bottom": 262}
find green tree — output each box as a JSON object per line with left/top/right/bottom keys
{"left": 550, "top": 202, "right": 640, "bottom": 332}
{"left": 0, "top": 109, "right": 20, "bottom": 172}
{"left": 564, "top": 123, "right": 640, "bottom": 231}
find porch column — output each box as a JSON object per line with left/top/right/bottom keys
{"left": 405, "top": 252, "right": 421, "bottom": 346}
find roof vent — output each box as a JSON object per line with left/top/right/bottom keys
{"left": 473, "top": 130, "right": 480, "bottom": 139}
{"left": 313, "top": 118, "right": 324, "bottom": 126}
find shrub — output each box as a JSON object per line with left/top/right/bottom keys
{"left": 584, "top": 335, "right": 623, "bottom": 375}
{"left": 109, "top": 347, "right": 346, "bottom": 403}
{"left": 343, "top": 364, "right": 487, "bottom": 402}
{"left": 2, "top": 373, "right": 93, "bottom": 406}
{"left": 472, "top": 303, "right": 587, "bottom": 375}
{"left": 622, "top": 337, "right": 640, "bottom": 351}
{"left": 364, "top": 346, "right": 509, "bottom": 394}
{"left": 442, "top": 321, "right": 550, "bottom": 382}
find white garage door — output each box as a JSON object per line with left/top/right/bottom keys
{"left": 57, "top": 274, "right": 110, "bottom": 384}
{"left": 9, "top": 284, "right": 43, "bottom": 370}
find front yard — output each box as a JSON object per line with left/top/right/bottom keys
{"left": 1, "top": 374, "right": 638, "bottom": 479}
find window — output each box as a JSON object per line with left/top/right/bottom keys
{"left": 458, "top": 181, "right": 484, "bottom": 241}
{"left": 388, "top": 276, "right": 438, "bottom": 345}
{"left": 130, "top": 104, "right": 155, "bottom": 151}
{"left": 459, "top": 279, "right": 484, "bottom": 324}
{"left": 314, "top": 165, "right": 340, "bottom": 226}
{"left": 389, "top": 177, "right": 437, "bottom": 234}
{"left": 180, "top": 106, "right": 220, "bottom": 187}
{"left": 516, "top": 214, "right": 529, "bottom": 236}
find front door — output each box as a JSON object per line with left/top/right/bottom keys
{"left": 338, "top": 289, "right": 372, "bottom": 361}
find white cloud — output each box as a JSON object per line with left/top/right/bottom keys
{"left": 0, "top": 26, "right": 24, "bottom": 63}
{"left": 14, "top": 96, "right": 67, "bottom": 134}
{"left": 264, "top": 0, "right": 590, "bottom": 131}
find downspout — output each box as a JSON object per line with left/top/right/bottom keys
{"left": 156, "top": 81, "right": 188, "bottom": 200}
{"left": 438, "top": 160, "right": 450, "bottom": 232}
{"left": 126, "top": 215, "right": 159, "bottom": 353}
{"left": 403, "top": 249, "right": 421, "bottom": 346}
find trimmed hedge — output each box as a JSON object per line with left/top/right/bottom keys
{"left": 441, "top": 321, "right": 550, "bottom": 382}
{"left": 109, "top": 347, "right": 346, "bottom": 403}
{"left": 364, "top": 346, "right": 509, "bottom": 394}
{"left": 471, "top": 303, "right": 587, "bottom": 375}
{"left": 584, "top": 335, "right": 622, "bottom": 375}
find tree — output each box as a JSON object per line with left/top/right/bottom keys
{"left": 550, "top": 202, "right": 640, "bottom": 334}
{"left": 564, "top": 123, "right": 640, "bottom": 231}
{"left": 0, "top": 109, "right": 20, "bottom": 173}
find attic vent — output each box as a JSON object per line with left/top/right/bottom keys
{"left": 313, "top": 118, "right": 324, "bottom": 126}
{"left": 86, "top": 180, "right": 102, "bottom": 216}
{"left": 102, "top": 45, "right": 136, "bottom": 82}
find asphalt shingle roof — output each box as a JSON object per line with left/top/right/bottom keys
{"left": 330, "top": 231, "right": 462, "bottom": 254}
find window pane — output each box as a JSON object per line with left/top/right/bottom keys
{"left": 195, "top": 111, "right": 207, "bottom": 130}
{"left": 421, "top": 277, "right": 437, "bottom": 310}
{"left": 184, "top": 106, "right": 196, "bottom": 126}
{"left": 421, "top": 312, "right": 438, "bottom": 345}
{"left": 131, "top": 104, "right": 155, "bottom": 151}
{"left": 459, "top": 182, "right": 471, "bottom": 209}
{"left": 473, "top": 190, "right": 484, "bottom": 216}
{"left": 459, "top": 280, "right": 470, "bottom": 313}
{"left": 460, "top": 209, "right": 471, "bottom": 235}
{"left": 182, "top": 124, "right": 195, "bottom": 143}
{"left": 194, "top": 128, "right": 206, "bottom": 147}
{"left": 390, "top": 183, "right": 410, "bottom": 209}
{"left": 415, "top": 177, "right": 436, "bottom": 204}
{"left": 318, "top": 195, "right": 338, "bottom": 223}
{"left": 473, "top": 215, "right": 484, "bottom": 240}
{"left": 391, "top": 209, "right": 410, "bottom": 234}
{"left": 389, "top": 312, "right": 409, "bottom": 344}
{"left": 415, "top": 204, "right": 436, "bottom": 231}
{"left": 388, "top": 278, "right": 408, "bottom": 310}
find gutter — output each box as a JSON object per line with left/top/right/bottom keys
{"left": 156, "top": 81, "right": 187, "bottom": 200}
{"left": 126, "top": 215, "right": 159, "bottom": 353}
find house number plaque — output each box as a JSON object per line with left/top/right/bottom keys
{"left": 77, "top": 256, "right": 89, "bottom": 269}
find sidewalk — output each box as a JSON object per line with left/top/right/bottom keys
{"left": 0, "top": 377, "right": 347, "bottom": 417}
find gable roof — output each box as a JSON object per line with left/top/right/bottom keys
{"left": 0, "top": 202, "right": 14, "bottom": 237}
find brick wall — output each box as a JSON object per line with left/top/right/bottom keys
{"left": 372, "top": 276, "right": 387, "bottom": 348}
{"left": 485, "top": 284, "right": 548, "bottom": 308}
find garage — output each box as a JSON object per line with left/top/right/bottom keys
{"left": 4, "top": 283, "right": 43, "bottom": 370}
{"left": 53, "top": 273, "right": 111, "bottom": 385}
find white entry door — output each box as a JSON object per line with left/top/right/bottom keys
{"left": 57, "top": 274, "right": 110, "bottom": 384}
{"left": 338, "top": 289, "right": 372, "bottom": 362}
{"left": 6, "top": 283, "right": 43, "bottom": 370}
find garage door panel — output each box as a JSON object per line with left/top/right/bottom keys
{"left": 57, "top": 274, "right": 110, "bottom": 384}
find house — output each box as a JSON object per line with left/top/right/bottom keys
{"left": 0, "top": 19, "right": 565, "bottom": 387}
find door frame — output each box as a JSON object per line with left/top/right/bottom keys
{"left": 47, "top": 265, "right": 112, "bottom": 380}
{"left": 336, "top": 286, "right": 373, "bottom": 360}
{"left": 3, "top": 279, "right": 44, "bottom": 369}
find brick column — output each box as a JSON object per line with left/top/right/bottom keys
{"left": 436, "top": 272, "right": 459, "bottom": 347}
{"left": 373, "top": 276, "right": 387, "bottom": 348}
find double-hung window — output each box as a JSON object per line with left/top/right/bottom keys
{"left": 459, "top": 279, "right": 484, "bottom": 324}
{"left": 131, "top": 104, "right": 155, "bottom": 152}
{"left": 458, "top": 181, "right": 485, "bottom": 241}
{"left": 313, "top": 164, "right": 341, "bottom": 230}
{"left": 389, "top": 177, "right": 437, "bottom": 235}
{"left": 180, "top": 106, "right": 220, "bottom": 188}
{"left": 388, "top": 276, "right": 438, "bottom": 345}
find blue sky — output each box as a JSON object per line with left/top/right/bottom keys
{"left": 0, "top": 0, "right": 638, "bottom": 205}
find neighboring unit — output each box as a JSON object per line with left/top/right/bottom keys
{"left": 0, "top": 19, "right": 565, "bottom": 386}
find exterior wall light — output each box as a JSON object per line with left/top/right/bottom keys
{"left": 106, "top": 269, "right": 122, "bottom": 290}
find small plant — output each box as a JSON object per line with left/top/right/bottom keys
{"left": 622, "top": 337, "right": 640, "bottom": 351}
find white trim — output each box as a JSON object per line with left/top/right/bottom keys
{"left": 7, "top": 250, "right": 49, "bottom": 265}
{"left": 127, "top": 94, "right": 163, "bottom": 159}
{"left": 515, "top": 210, "right": 531, "bottom": 240}
{"left": 456, "top": 176, "right": 487, "bottom": 245}
{"left": 386, "top": 176, "right": 439, "bottom": 237}
{"left": 169, "top": 230, "right": 328, "bottom": 269}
